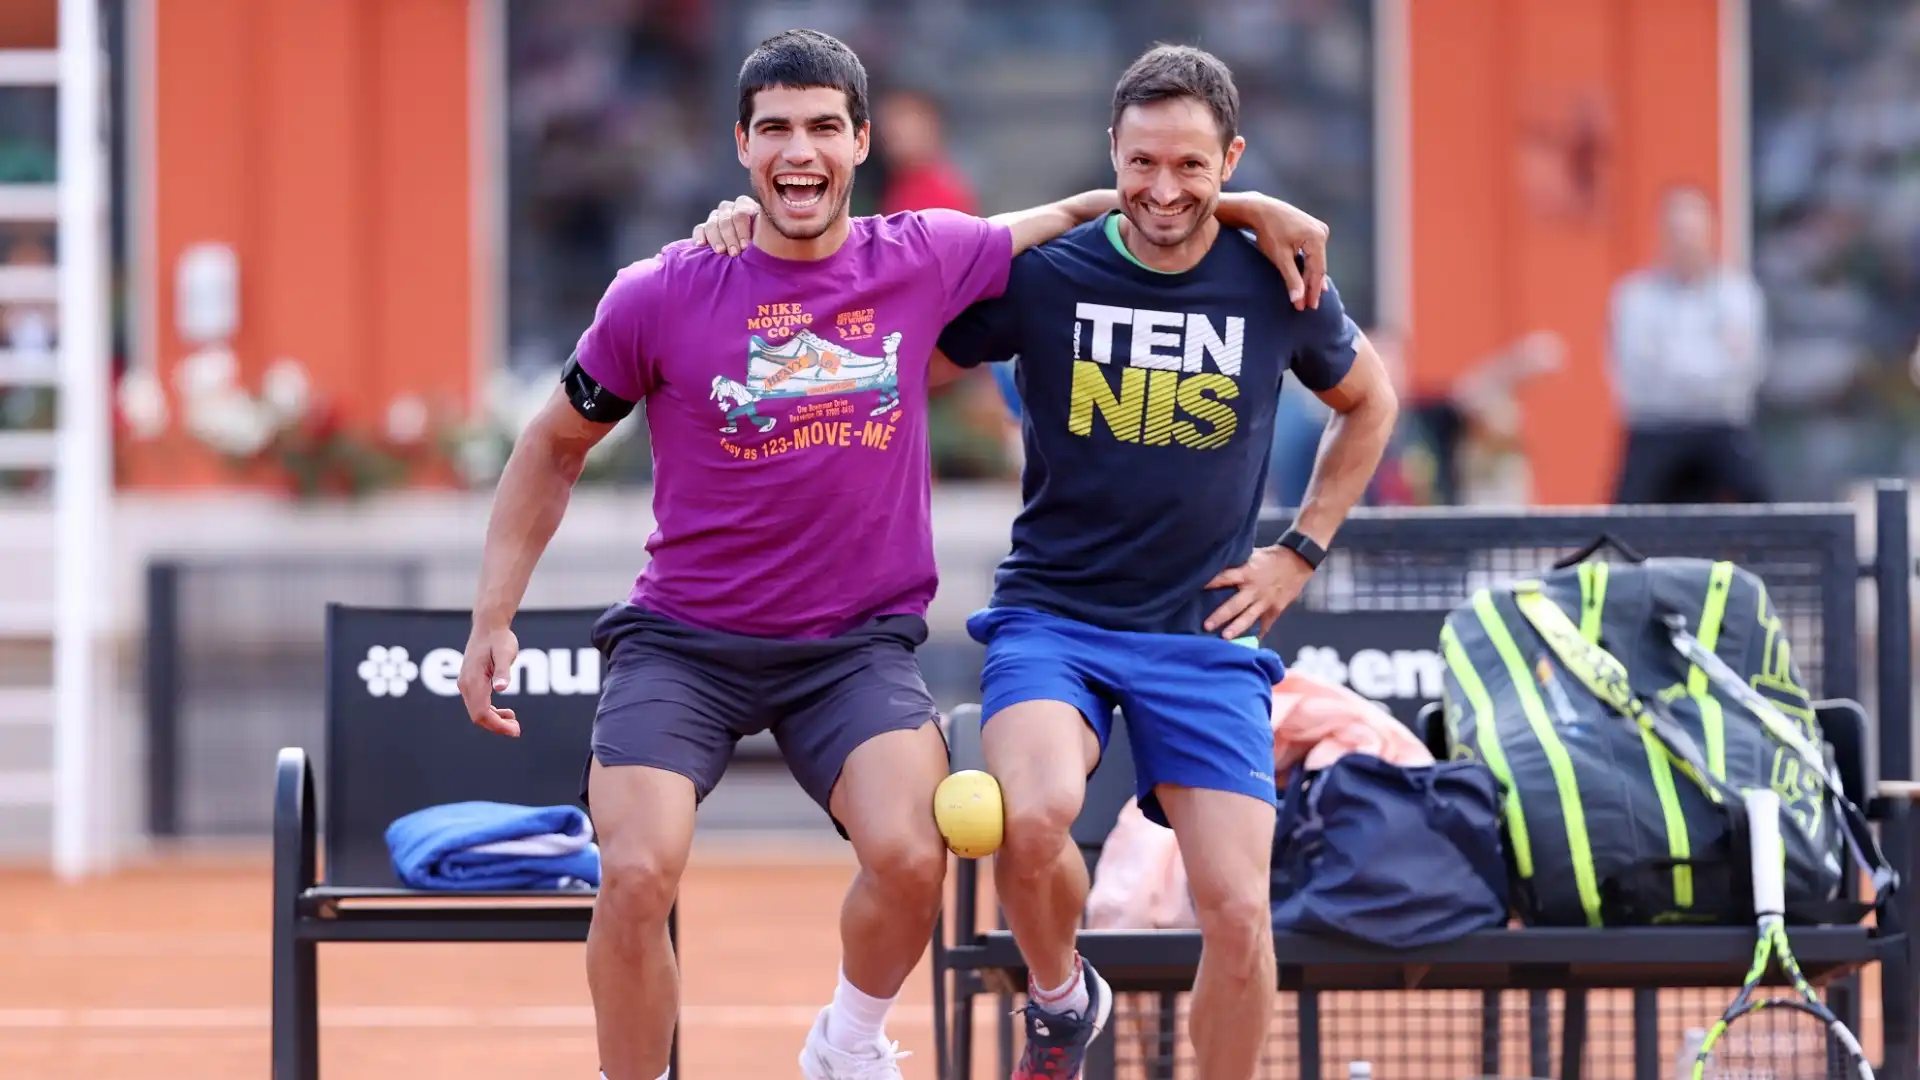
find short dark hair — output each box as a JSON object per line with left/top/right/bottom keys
{"left": 737, "top": 29, "right": 870, "bottom": 131}
{"left": 1110, "top": 44, "right": 1240, "bottom": 149}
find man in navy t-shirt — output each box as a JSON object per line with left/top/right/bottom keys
{"left": 934, "top": 45, "right": 1399, "bottom": 1080}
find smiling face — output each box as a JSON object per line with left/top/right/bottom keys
{"left": 1104, "top": 45, "right": 1246, "bottom": 268}
{"left": 731, "top": 29, "right": 873, "bottom": 259}
{"left": 1111, "top": 96, "right": 1244, "bottom": 253}
{"left": 736, "top": 84, "right": 869, "bottom": 248}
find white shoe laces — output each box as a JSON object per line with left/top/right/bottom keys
{"left": 815, "top": 1036, "right": 910, "bottom": 1078}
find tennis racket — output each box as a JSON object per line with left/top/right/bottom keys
{"left": 1687, "top": 787, "right": 1874, "bottom": 1080}
{"left": 1512, "top": 589, "right": 1727, "bottom": 800}
{"left": 1667, "top": 613, "right": 1898, "bottom": 896}
{"left": 1666, "top": 617, "right": 1836, "bottom": 795}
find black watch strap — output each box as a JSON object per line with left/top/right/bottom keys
{"left": 1276, "top": 528, "right": 1327, "bottom": 570}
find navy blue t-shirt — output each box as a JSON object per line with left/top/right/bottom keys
{"left": 938, "top": 211, "right": 1360, "bottom": 636}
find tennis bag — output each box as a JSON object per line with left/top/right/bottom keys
{"left": 1437, "top": 548, "right": 1894, "bottom": 928}
{"left": 1269, "top": 754, "right": 1511, "bottom": 949}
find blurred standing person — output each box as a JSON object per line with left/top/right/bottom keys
{"left": 876, "top": 89, "right": 1015, "bottom": 478}
{"left": 1608, "top": 185, "right": 1772, "bottom": 504}
{"left": 1268, "top": 328, "right": 1562, "bottom": 509}
{"left": 875, "top": 88, "right": 977, "bottom": 215}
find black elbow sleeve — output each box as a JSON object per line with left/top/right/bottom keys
{"left": 562, "top": 353, "right": 638, "bottom": 424}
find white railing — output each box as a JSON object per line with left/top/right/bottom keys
{"left": 51, "top": 0, "right": 112, "bottom": 880}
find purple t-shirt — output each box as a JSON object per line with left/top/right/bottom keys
{"left": 574, "top": 210, "right": 1014, "bottom": 640}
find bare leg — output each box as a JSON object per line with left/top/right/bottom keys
{"left": 1155, "top": 782, "right": 1277, "bottom": 1080}
{"left": 793, "top": 721, "right": 953, "bottom": 1076}
{"left": 585, "top": 761, "right": 698, "bottom": 1080}
{"left": 983, "top": 700, "right": 1101, "bottom": 992}
{"left": 830, "top": 721, "right": 955, "bottom": 999}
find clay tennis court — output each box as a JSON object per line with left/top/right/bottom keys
{"left": 0, "top": 842, "right": 982, "bottom": 1080}
{"left": 0, "top": 846, "right": 1889, "bottom": 1080}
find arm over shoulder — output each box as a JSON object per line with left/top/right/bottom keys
{"left": 911, "top": 207, "right": 1015, "bottom": 322}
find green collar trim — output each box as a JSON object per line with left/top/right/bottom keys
{"left": 1104, "top": 212, "right": 1180, "bottom": 274}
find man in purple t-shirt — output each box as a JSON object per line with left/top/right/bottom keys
{"left": 454, "top": 29, "right": 1092, "bottom": 1080}
{"left": 457, "top": 28, "right": 1332, "bottom": 1080}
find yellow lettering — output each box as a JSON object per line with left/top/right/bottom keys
{"left": 860, "top": 420, "right": 894, "bottom": 449}
{"left": 1067, "top": 364, "right": 1242, "bottom": 449}
{"left": 1141, "top": 369, "right": 1181, "bottom": 446}
{"left": 1171, "top": 373, "right": 1239, "bottom": 449}
{"left": 1069, "top": 361, "right": 1147, "bottom": 442}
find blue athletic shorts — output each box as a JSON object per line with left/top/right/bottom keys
{"left": 966, "top": 605, "right": 1286, "bottom": 827}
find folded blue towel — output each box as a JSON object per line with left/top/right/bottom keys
{"left": 386, "top": 800, "right": 600, "bottom": 891}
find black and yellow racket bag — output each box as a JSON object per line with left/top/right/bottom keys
{"left": 1437, "top": 548, "right": 1888, "bottom": 928}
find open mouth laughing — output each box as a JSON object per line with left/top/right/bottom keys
{"left": 775, "top": 174, "right": 828, "bottom": 210}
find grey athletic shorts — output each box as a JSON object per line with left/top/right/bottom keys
{"left": 581, "top": 603, "right": 943, "bottom": 835}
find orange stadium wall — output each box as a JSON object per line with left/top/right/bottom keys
{"left": 127, "top": 0, "right": 475, "bottom": 490}
{"left": 0, "top": 1, "right": 56, "bottom": 48}
{"left": 127, "top": 0, "right": 1723, "bottom": 500}
{"left": 1405, "top": 0, "right": 1726, "bottom": 505}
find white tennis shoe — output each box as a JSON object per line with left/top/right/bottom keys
{"left": 798, "top": 1005, "right": 910, "bottom": 1079}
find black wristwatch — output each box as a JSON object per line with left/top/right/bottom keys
{"left": 1275, "top": 528, "right": 1327, "bottom": 571}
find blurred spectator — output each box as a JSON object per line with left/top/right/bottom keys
{"left": 875, "top": 88, "right": 977, "bottom": 216}
{"left": 1607, "top": 186, "right": 1771, "bottom": 504}
{"left": 869, "top": 87, "right": 1016, "bottom": 479}
{"left": 1266, "top": 357, "right": 1335, "bottom": 510}
{"left": 1271, "top": 328, "right": 1562, "bottom": 509}
{"left": 1415, "top": 331, "right": 1564, "bottom": 507}
{"left": 0, "top": 225, "right": 57, "bottom": 493}
{"left": 1, "top": 226, "right": 55, "bottom": 353}
{"left": 1748, "top": 0, "right": 1920, "bottom": 491}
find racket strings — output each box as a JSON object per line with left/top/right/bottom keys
{"left": 1700, "top": 1002, "right": 1866, "bottom": 1080}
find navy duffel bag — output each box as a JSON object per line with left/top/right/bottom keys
{"left": 1270, "top": 752, "right": 1512, "bottom": 949}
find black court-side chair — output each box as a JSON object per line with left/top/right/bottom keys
{"left": 271, "top": 604, "right": 679, "bottom": 1079}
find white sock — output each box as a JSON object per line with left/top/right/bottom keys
{"left": 1030, "top": 954, "right": 1090, "bottom": 1018}
{"left": 825, "top": 965, "right": 896, "bottom": 1051}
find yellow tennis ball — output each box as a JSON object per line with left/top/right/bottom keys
{"left": 933, "top": 769, "right": 1004, "bottom": 859}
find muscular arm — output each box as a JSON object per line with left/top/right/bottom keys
{"left": 1201, "top": 327, "right": 1395, "bottom": 640}
{"left": 472, "top": 386, "right": 620, "bottom": 630}
{"left": 687, "top": 191, "right": 1331, "bottom": 310}
{"left": 1289, "top": 332, "right": 1400, "bottom": 548}
{"left": 990, "top": 190, "right": 1119, "bottom": 255}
